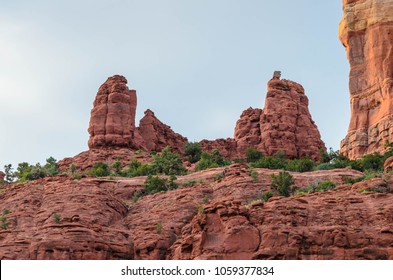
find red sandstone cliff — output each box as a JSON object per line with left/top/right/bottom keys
{"left": 339, "top": 0, "right": 393, "bottom": 159}
{"left": 4, "top": 164, "right": 393, "bottom": 260}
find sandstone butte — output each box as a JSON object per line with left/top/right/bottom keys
{"left": 340, "top": 0, "right": 393, "bottom": 159}
{"left": 2, "top": 1, "right": 393, "bottom": 261}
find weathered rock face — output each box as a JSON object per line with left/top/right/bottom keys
{"left": 234, "top": 107, "right": 263, "bottom": 154}
{"left": 258, "top": 79, "right": 326, "bottom": 159}
{"left": 136, "top": 110, "right": 188, "bottom": 154}
{"left": 88, "top": 75, "right": 137, "bottom": 149}
{"left": 3, "top": 165, "right": 385, "bottom": 260}
{"left": 206, "top": 78, "right": 325, "bottom": 160}
{"left": 339, "top": 0, "right": 393, "bottom": 159}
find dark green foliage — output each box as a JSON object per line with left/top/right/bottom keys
{"left": 196, "top": 150, "right": 229, "bottom": 171}
{"left": 297, "top": 180, "right": 336, "bottom": 195}
{"left": 361, "top": 153, "right": 384, "bottom": 171}
{"left": 270, "top": 171, "right": 295, "bottom": 197}
{"left": 184, "top": 142, "right": 202, "bottom": 163}
{"left": 251, "top": 156, "right": 287, "bottom": 170}
{"left": 286, "top": 158, "right": 314, "bottom": 172}
{"left": 263, "top": 191, "right": 273, "bottom": 202}
{"left": 144, "top": 175, "right": 178, "bottom": 194}
{"left": 122, "top": 160, "right": 153, "bottom": 177}
{"left": 132, "top": 191, "right": 143, "bottom": 202}
{"left": 11, "top": 157, "right": 59, "bottom": 182}
{"left": 0, "top": 215, "right": 8, "bottom": 230}
{"left": 151, "top": 146, "right": 187, "bottom": 175}
{"left": 111, "top": 160, "right": 122, "bottom": 174}
{"left": 88, "top": 162, "right": 110, "bottom": 177}
{"left": 53, "top": 213, "right": 61, "bottom": 224}
{"left": 3, "top": 164, "right": 14, "bottom": 182}
{"left": 246, "top": 147, "right": 263, "bottom": 163}
{"left": 44, "top": 157, "right": 59, "bottom": 176}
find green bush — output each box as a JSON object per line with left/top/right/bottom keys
{"left": 151, "top": 146, "right": 187, "bottom": 175}
{"left": 144, "top": 175, "right": 178, "bottom": 194}
{"left": 361, "top": 153, "right": 383, "bottom": 171}
{"left": 44, "top": 157, "right": 59, "bottom": 176}
{"left": 246, "top": 147, "right": 263, "bottom": 163}
{"left": 111, "top": 160, "right": 122, "bottom": 174}
{"left": 297, "top": 180, "right": 336, "bottom": 195}
{"left": 196, "top": 150, "right": 229, "bottom": 171}
{"left": 184, "top": 142, "right": 202, "bottom": 163}
{"left": 286, "top": 158, "right": 314, "bottom": 172}
{"left": 121, "top": 159, "right": 153, "bottom": 177}
{"left": 251, "top": 156, "right": 287, "bottom": 170}
{"left": 270, "top": 171, "right": 295, "bottom": 197}
{"left": 88, "top": 162, "right": 110, "bottom": 177}
{"left": 3, "top": 164, "right": 14, "bottom": 182}
{"left": 263, "top": 191, "right": 273, "bottom": 202}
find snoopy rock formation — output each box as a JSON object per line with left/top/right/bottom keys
{"left": 339, "top": 0, "right": 393, "bottom": 159}
{"left": 87, "top": 75, "right": 187, "bottom": 154}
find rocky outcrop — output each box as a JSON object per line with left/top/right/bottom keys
{"left": 234, "top": 108, "right": 263, "bottom": 154}
{"left": 203, "top": 78, "right": 325, "bottom": 160}
{"left": 136, "top": 110, "right": 188, "bottom": 154}
{"left": 87, "top": 75, "right": 187, "bottom": 153}
{"left": 339, "top": 0, "right": 393, "bottom": 159}
{"left": 88, "top": 75, "right": 137, "bottom": 149}
{"left": 1, "top": 165, "right": 377, "bottom": 260}
{"left": 258, "top": 79, "right": 325, "bottom": 159}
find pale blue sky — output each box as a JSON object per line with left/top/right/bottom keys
{"left": 0, "top": 0, "right": 349, "bottom": 168}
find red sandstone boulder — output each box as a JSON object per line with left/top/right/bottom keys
{"left": 339, "top": 0, "right": 393, "bottom": 159}
{"left": 88, "top": 75, "right": 137, "bottom": 148}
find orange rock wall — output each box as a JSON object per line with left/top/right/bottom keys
{"left": 340, "top": 0, "right": 393, "bottom": 158}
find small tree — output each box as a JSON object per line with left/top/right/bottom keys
{"left": 184, "top": 142, "right": 202, "bottom": 163}
{"left": 246, "top": 147, "right": 263, "bottom": 163}
{"left": 151, "top": 146, "right": 187, "bottom": 175}
{"left": 3, "top": 164, "right": 15, "bottom": 182}
{"left": 270, "top": 171, "right": 295, "bottom": 197}
{"left": 44, "top": 157, "right": 59, "bottom": 176}
{"left": 88, "top": 162, "right": 110, "bottom": 177}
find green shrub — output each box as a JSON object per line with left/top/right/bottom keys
{"left": 181, "top": 180, "right": 198, "bottom": 187}
{"left": 151, "top": 146, "right": 187, "bottom": 175}
{"left": 3, "top": 164, "right": 14, "bottom": 182}
{"left": 131, "top": 190, "right": 143, "bottom": 202}
{"left": 44, "top": 157, "right": 59, "bottom": 176}
{"left": 121, "top": 159, "right": 153, "bottom": 177}
{"left": 251, "top": 156, "right": 287, "bottom": 170}
{"left": 184, "top": 142, "right": 202, "bottom": 163}
{"left": 270, "top": 171, "right": 295, "bottom": 197}
{"left": 144, "top": 175, "right": 178, "bottom": 194}
{"left": 53, "top": 213, "right": 61, "bottom": 224}
{"left": 250, "top": 170, "right": 259, "bottom": 182}
{"left": 111, "top": 160, "right": 122, "bottom": 174}
{"left": 315, "top": 162, "right": 336, "bottom": 170}
{"left": 196, "top": 150, "right": 229, "bottom": 171}
{"left": 297, "top": 180, "right": 336, "bottom": 195}
{"left": 88, "top": 162, "right": 110, "bottom": 177}
{"left": 286, "top": 158, "right": 314, "bottom": 172}
{"left": 263, "top": 191, "right": 273, "bottom": 202}
{"left": 246, "top": 147, "right": 263, "bottom": 163}
{"left": 361, "top": 153, "right": 384, "bottom": 171}
{"left": 0, "top": 215, "right": 8, "bottom": 230}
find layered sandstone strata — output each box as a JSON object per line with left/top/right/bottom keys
{"left": 87, "top": 75, "right": 187, "bottom": 153}
{"left": 88, "top": 75, "right": 137, "bottom": 148}
{"left": 203, "top": 78, "right": 326, "bottom": 160}
{"left": 339, "top": 0, "right": 393, "bottom": 158}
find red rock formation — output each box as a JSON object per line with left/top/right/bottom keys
{"left": 339, "top": 0, "right": 393, "bottom": 159}
{"left": 203, "top": 78, "right": 325, "bottom": 160}
{"left": 258, "top": 78, "right": 326, "bottom": 159}
{"left": 200, "top": 138, "right": 239, "bottom": 159}
{"left": 136, "top": 109, "right": 188, "bottom": 154}
{"left": 88, "top": 75, "right": 137, "bottom": 148}
{"left": 234, "top": 107, "right": 263, "bottom": 154}
{"left": 3, "top": 165, "right": 384, "bottom": 260}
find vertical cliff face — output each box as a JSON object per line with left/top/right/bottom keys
{"left": 339, "top": 0, "right": 393, "bottom": 158}
{"left": 88, "top": 75, "right": 137, "bottom": 148}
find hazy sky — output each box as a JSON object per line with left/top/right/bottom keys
{"left": 0, "top": 0, "right": 349, "bottom": 169}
